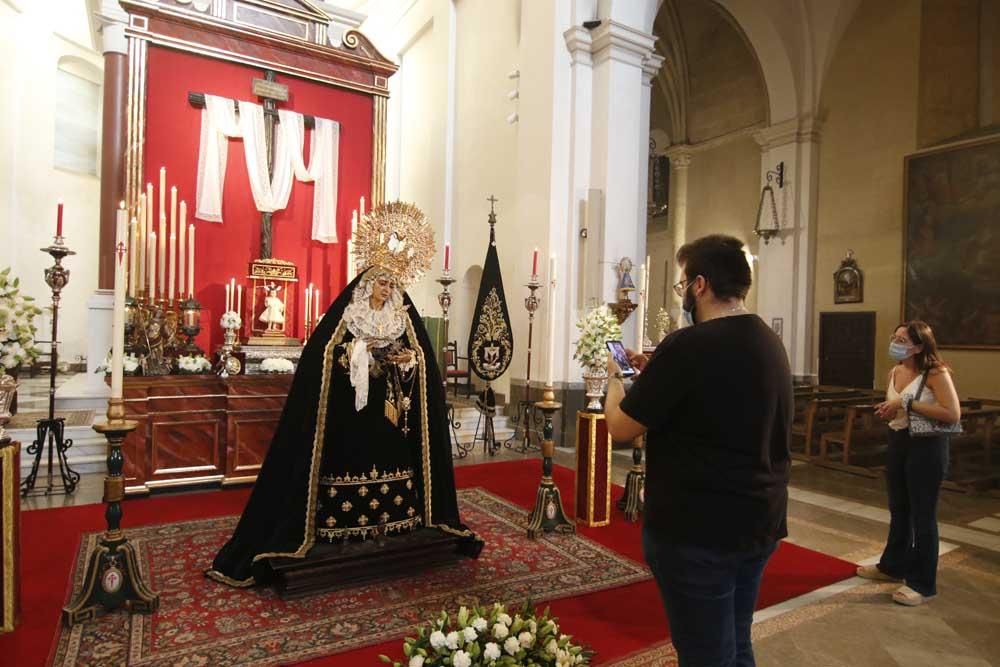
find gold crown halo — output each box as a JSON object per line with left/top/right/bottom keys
{"left": 354, "top": 201, "right": 435, "bottom": 287}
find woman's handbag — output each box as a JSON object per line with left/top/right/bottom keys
{"left": 907, "top": 371, "right": 962, "bottom": 437}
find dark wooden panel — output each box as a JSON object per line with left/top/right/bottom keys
{"left": 229, "top": 415, "right": 280, "bottom": 475}
{"left": 819, "top": 312, "right": 877, "bottom": 389}
{"left": 151, "top": 418, "right": 222, "bottom": 477}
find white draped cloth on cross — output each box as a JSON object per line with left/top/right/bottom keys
{"left": 195, "top": 93, "right": 341, "bottom": 243}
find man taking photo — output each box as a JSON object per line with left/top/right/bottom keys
{"left": 605, "top": 234, "right": 792, "bottom": 667}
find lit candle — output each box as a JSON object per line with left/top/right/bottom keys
{"left": 636, "top": 262, "right": 647, "bottom": 350}
{"left": 56, "top": 200, "right": 64, "bottom": 238}
{"left": 137, "top": 193, "right": 146, "bottom": 292}
{"left": 444, "top": 243, "right": 451, "bottom": 273}
{"left": 168, "top": 232, "right": 176, "bottom": 303}
{"left": 128, "top": 217, "right": 137, "bottom": 298}
{"left": 546, "top": 254, "right": 557, "bottom": 386}
{"left": 305, "top": 284, "right": 312, "bottom": 332}
{"left": 178, "top": 201, "right": 186, "bottom": 297}
{"left": 158, "top": 214, "right": 166, "bottom": 294}
{"left": 236, "top": 284, "right": 242, "bottom": 317}
{"left": 531, "top": 247, "right": 539, "bottom": 278}
{"left": 148, "top": 231, "right": 157, "bottom": 299}
{"left": 111, "top": 203, "right": 128, "bottom": 400}
{"left": 187, "top": 224, "right": 195, "bottom": 298}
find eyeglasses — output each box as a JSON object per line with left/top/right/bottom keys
{"left": 672, "top": 278, "right": 692, "bottom": 297}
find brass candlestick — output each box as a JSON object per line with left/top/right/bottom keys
{"left": 21, "top": 235, "right": 80, "bottom": 497}
{"left": 618, "top": 434, "right": 645, "bottom": 521}
{"left": 505, "top": 277, "right": 542, "bottom": 453}
{"left": 437, "top": 273, "right": 467, "bottom": 458}
{"left": 526, "top": 385, "right": 574, "bottom": 538}
{"left": 62, "top": 398, "right": 160, "bottom": 626}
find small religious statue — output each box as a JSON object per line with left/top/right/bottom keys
{"left": 834, "top": 249, "right": 864, "bottom": 304}
{"left": 608, "top": 257, "right": 639, "bottom": 324}
{"left": 258, "top": 282, "right": 286, "bottom": 333}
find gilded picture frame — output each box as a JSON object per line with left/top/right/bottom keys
{"left": 902, "top": 134, "right": 1000, "bottom": 349}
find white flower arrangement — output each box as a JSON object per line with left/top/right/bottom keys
{"left": 381, "top": 603, "right": 591, "bottom": 667}
{"left": 219, "top": 311, "right": 242, "bottom": 329}
{"left": 96, "top": 353, "right": 142, "bottom": 375}
{"left": 177, "top": 354, "right": 212, "bottom": 374}
{"left": 0, "top": 267, "right": 43, "bottom": 371}
{"left": 573, "top": 305, "right": 622, "bottom": 374}
{"left": 260, "top": 357, "right": 294, "bottom": 374}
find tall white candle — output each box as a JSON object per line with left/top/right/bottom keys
{"left": 158, "top": 167, "right": 166, "bottom": 226}
{"left": 128, "top": 217, "right": 137, "bottom": 298}
{"left": 636, "top": 263, "right": 647, "bottom": 350}
{"left": 158, "top": 214, "right": 166, "bottom": 293}
{"left": 145, "top": 183, "right": 153, "bottom": 291}
{"left": 168, "top": 232, "right": 176, "bottom": 303}
{"left": 315, "top": 289, "right": 320, "bottom": 322}
{"left": 237, "top": 284, "right": 242, "bottom": 317}
{"left": 178, "top": 201, "right": 187, "bottom": 297}
{"left": 111, "top": 203, "right": 128, "bottom": 400}
{"left": 137, "top": 193, "right": 146, "bottom": 292}
{"left": 230, "top": 278, "right": 235, "bottom": 313}
{"left": 187, "top": 224, "right": 195, "bottom": 298}
{"left": 546, "top": 254, "right": 557, "bottom": 386}
{"left": 360, "top": 196, "right": 365, "bottom": 217}
{"left": 305, "top": 284, "right": 312, "bottom": 332}
{"left": 148, "top": 231, "right": 157, "bottom": 301}
{"left": 225, "top": 284, "right": 231, "bottom": 313}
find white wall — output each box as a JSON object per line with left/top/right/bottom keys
{"left": 0, "top": 0, "right": 103, "bottom": 365}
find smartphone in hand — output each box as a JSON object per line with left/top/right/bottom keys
{"left": 606, "top": 340, "right": 637, "bottom": 378}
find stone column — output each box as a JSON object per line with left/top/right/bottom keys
{"left": 665, "top": 145, "right": 691, "bottom": 314}
{"left": 753, "top": 117, "right": 822, "bottom": 382}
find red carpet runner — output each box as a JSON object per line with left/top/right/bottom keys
{"left": 0, "top": 460, "right": 858, "bottom": 665}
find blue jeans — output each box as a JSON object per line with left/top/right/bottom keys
{"left": 877, "top": 428, "right": 949, "bottom": 597}
{"left": 642, "top": 527, "right": 777, "bottom": 667}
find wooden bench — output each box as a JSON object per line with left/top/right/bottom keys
{"left": 817, "top": 403, "right": 888, "bottom": 477}
{"left": 945, "top": 406, "right": 1000, "bottom": 493}
{"left": 792, "top": 392, "right": 879, "bottom": 460}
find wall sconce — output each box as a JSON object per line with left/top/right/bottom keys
{"left": 754, "top": 161, "right": 784, "bottom": 245}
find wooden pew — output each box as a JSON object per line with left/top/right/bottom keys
{"left": 945, "top": 406, "right": 1000, "bottom": 493}
{"left": 817, "top": 403, "right": 887, "bottom": 477}
{"left": 792, "top": 392, "right": 879, "bottom": 460}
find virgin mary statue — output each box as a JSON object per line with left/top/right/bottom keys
{"left": 208, "top": 202, "right": 480, "bottom": 587}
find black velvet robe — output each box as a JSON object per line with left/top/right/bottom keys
{"left": 208, "top": 271, "right": 476, "bottom": 586}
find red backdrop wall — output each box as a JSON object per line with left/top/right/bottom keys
{"left": 143, "top": 45, "right": 372, "bottom": 351}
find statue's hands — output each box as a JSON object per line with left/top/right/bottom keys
{"left": 388, "top": 350, "right": 415, "bottom": 366}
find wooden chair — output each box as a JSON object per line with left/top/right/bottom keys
{"left": 817, "top": 402, "right": 887, "bottom": 476}
{"left": 792, "top": 392, "right": 879, "bottom": 460}
{"left": 444, "top": 341, "right": 473, "bottom": 398}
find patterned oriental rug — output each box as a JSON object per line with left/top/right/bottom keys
{"left": 0, "top": 461, "right": 859, "bottom": 666}
{"left": 50, "top": 488, "right": 650, "bottom": 666}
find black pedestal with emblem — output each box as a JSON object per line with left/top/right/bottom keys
{"left": 62, "top": 404, "right": 159, "bottom": 626}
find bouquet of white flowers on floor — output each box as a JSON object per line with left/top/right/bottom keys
{"left": 177, "top": 354, "right": 212, "bottom": 374}
{"left": 260, "top": 357, "right": 294, "bottom": 374}
{"left": 380, "top": 603, "right": 591, "bottom": 667}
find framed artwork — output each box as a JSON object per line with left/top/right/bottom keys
{"left": 903, "top": 135, "right": 1000, "bottom": 349}
{"left": 834, "top": 250, "right": 863, "bottom": 304}
{"left": 771, "top": 317, "right": 783, "bottom": 340}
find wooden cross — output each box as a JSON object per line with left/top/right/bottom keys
{"left": 189, "top": 71, "right": 316, "bottom": 259}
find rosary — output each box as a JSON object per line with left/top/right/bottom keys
{"left": 385, "top": 353, "right": 417, "bottom": 435}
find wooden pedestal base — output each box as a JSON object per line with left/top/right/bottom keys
{"left": 264, "top": 528, "right": 483, "bottom": 599}
{"left": 575, "top": 411, "right": 612, "bottom": 527}
{"left": 0, "top": 439, "right": 20, "bottom": 633}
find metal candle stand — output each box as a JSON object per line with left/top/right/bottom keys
{"left": 504, "top": 277, "right": 543, "bottom": 454}
{"left": 21, "top": 236, "right": 81, "bottom": 497}
{"left": 62, "top": 398, "right": 159, "bottom": 626}
{"left": 437, "top": 274, "right": 467, "bottom": 458}
{"left": 617, "top": 434, "right": 645, "bottom": 521}
{"left": 526, "top": 385, "right": 574, "bottom": 538}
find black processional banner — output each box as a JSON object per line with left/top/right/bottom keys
{"left": 467, "top": 198, "right": 514, "bottom": 383}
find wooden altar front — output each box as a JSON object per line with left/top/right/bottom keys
{"left": 121, "top": 375, "right": 291, "bottom": 495}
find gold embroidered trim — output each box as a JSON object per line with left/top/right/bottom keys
{"left": 318, "top": 466, "right": 414, "bottom": 485}
{"left": 205, "top": 568, "right": 256, "bottom": 588}
{"left": 406, "top": 317, "right": 434, "bottom": 525}
{"left": 249, "top": 320, "right": 348, "bottom": 568}
{"left": 316, "top": 515, "right": 422, "bottom": 541}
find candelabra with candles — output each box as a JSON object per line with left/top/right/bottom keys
{"left": 21, "top": 234, "right": 81, "bottom": 497}
{"left": 504, "top": 276, "right": 543, "bottom": 453}
{"left": 526, "top": 384, "right": 574, "bottom": 538}
{"left": 437, "top": 270, "right": 467, "bottom": 458}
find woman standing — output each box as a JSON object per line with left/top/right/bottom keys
{"left": 857, "top": 321, "right": 961, "bottom": 606}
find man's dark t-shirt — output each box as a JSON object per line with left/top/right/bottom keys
{"left": 620, "top": 314, "right": 792, "bottom": 552}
